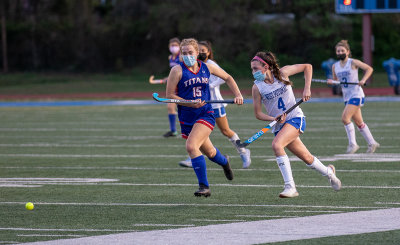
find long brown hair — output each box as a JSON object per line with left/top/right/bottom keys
{"left": 252, "top": 51, "right": 292, "bottom": 86}
{"left": 199, "top": 40, "right": 214, "bottom": 60}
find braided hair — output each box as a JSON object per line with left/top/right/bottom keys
{"left": 252, "top": 51, "right": 292, "bottom": 86}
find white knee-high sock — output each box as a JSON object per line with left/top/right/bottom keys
{"left": 307, "top": 156, "right": 333, "bottom": 177}
{"left": 357, "top": 123, "right": 377, "bottom": 145}
{"left": 229, "top": 133, "right": 246, "bottom": 154}
{"left": 344, "top": 122, "right": 357, "bottom": 146}
{"left": 276, "top": 155, "right": 295, "bottom": 186}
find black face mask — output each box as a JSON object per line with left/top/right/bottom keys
{"left": 337, "top": 54, "right": 347, "bottom": 60}
{"left": 198, "top": 53, "right": 208, "bottom": 61}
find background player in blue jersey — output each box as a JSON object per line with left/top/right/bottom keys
{"left": 166, "top": 38, "right": 243, "bottom": 197}
{"left": 163, "top": 38, "right": 181, "bottom": 137}
{"left": 328, "top": 40, "right": 379, "bottom": 154}
{"left": 251, "top": 51, "right": 341, "bottom": 198}
{"left": 178, "top": 40, "right": 251, "bottom": 169}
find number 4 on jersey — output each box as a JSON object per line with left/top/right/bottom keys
{"left": 278, "top": 97, "right": 286, "bottom": 111}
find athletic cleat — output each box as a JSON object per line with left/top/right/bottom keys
{"left": 346, "top": 144, "right": 360, "bottom": 154}
{"left": 240, "top": 149, "right": 251, "bottom": 169}
{"left": 279, "top": 184, "right": 299, "bottom": 198}
{"left": 328, "top": 164, "right": 342, "bottom": 191}
{"left": 179, "top": 156, "right": 192, "bottom": 168}
{"left": 163, "top": 131, "right": 178, "bottom": 137}
{"left": 222, "top": 155, "right": 234, "bottom": 180}
{"left": 194, "top": 184, "right": 211, "bottom": 197}
{"left": 366, "top": 142, "right": 380, "bottom": 153}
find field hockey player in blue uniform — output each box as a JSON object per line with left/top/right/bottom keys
{"left": 179, "top": 41, "right": 251, "bottom": 169}
{"left": 166, "top": 38, "right": 243, "bottom": 197}
{"left": 250, "top": 51, "right": 341, "bottom": 198}
{"left": 163, "top": 38, "right": 181, "bottom": 137}
{"left": 328, "top": 40, "right": 380, "bottom": 154}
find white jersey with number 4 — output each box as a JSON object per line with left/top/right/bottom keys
{"left": 334, "top": 58, "right": 365, "bottom": 102}
{"left": 206, "top": 59, "right": 227, "bottom": 109}
{"left": 254, "top": 77, "right": 304, "bottom": 133}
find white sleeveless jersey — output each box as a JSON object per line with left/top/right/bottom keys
{"left": 334, "top": 58, "right": 365, "bottom": 102}
{"left": 254, "top": 77, "right": 304, "bottom": 133}
{"left": 207, "top": 59, "right": 227, "bottom": 109}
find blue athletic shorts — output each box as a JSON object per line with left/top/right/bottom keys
{"left": 212, "top": 107, "right": 226, "bottom": 118}
{"left": 345, "top": 97, "right": 365, "bottom": 106}
{"left": 274, "top": 117, "right": 306, "bottom": 136}
{"left": 179, "top": 106, "right": 215, "bottom": 139}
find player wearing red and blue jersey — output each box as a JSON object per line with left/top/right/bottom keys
{"left": 166, "top": 38, "right": 243, "bottom": 197}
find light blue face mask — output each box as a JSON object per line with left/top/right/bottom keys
{"left": 182, "top": 55, "right": 197, "bottom": 66}
{"left": 253, "top": 70, "right": 266, "bottom": 81}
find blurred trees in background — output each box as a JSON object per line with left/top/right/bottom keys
{"left": 0, "top": 0, "right": 399, "bottom": 76}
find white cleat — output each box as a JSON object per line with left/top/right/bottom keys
{"left": 346, "top": 144, "right": 360, "bottom": 154}
{"left": 328, "top": 164, "right": 341, "bottom": 191}
{"left": 279, "top": 184, "right": 299, "bottom": 198}
{"left": 240, "top": 149, "right": 251, "bottom": 169}
{"left": 178, "top": 157, "right": 192, "bottom": 168}
{"left": 367, "top": 142, "right": 380, "bottom": 153}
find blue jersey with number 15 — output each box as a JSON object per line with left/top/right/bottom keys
{"left": 177, "top": 61, "right": 211, "bottom": 102}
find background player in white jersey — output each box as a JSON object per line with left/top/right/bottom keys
{"left": 250, "top": 51, "right": 341, "bottom": 198}
{"left": 328, "top": 40, "right": 380, "bottom": 154}
{"left": 178, "top": 41, "right": 251, "bottom": 169}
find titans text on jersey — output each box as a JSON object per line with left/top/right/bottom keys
{"left": 183, "top": 77, "right": 209, "bottom": 87}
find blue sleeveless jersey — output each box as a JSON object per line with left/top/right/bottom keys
{"left": 177, "top": 61, "right": 214, "bottom": 127}
{"left": 169, "top": 54, "right": 180, "bottom": 68}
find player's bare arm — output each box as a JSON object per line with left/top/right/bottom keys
{"left": 352, "top": 59, "right": 373, "bottom": 85}
{"left": 206, "top": 63, "right": 243, "bottom": 105}
{"left": 252, "top": 84, "right": 275, "bottom": 122}
{"left": 281, "top": 64, "right": 312, "bottom": 101}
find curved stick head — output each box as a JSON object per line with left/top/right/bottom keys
{"left": 152, "top": 93, "right": 160, "bottom": 101}
{"left": 236, "top": 139, "right": 249, "bottom": 148}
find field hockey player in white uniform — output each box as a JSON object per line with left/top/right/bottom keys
{"left": 328, "top": 40, "right": 379, "bottom": 154}
{"left": 179, "top": 41, "right": 251, "bottom": 168}
{"left": 251, "top": 51, "right": 341, "bottom": 198}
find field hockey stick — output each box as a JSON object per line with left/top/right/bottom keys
{"left": 149, "top": 75, "right": 165, "bottom": 84}
{"left": 312, "top": 78, "right": 360, "bottom": 85}
{"left": 152, "top": 93, "right": 235, "bottom": 104}
{"left": 236, "top": 99, "right": 304, "bottom": 148}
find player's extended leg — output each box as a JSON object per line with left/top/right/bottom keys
{"left": 200, "top": 137, "right": 234, "bottom": 181}
{"left": 163, "top": 103, "right": 177, "bottom": 137}
{"left": 216, "top": 116, "right": 251, "bottom": 169}
{"left": 352, "top": 108, "right": 380, "bottom": 153}
{"left": 342, "top": 104, "right": 360, "bottom": 153}
{"left": 186, "top": 123, "right": 213, "bottom": 197}
{"left": 286, "top": 137, "right": 341, "bottom": 191}
{"left": 271, "top": 124, "right": 300, "bottom": 198}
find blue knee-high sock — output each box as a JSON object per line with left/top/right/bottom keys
{"left": 191, "top": 155, "right": 209, "bottom": 187}
{"left": 208, "top": 148, "right": 228, "bottom": 166}
{"left": 168, "top": 114, "right": 176, "bottom": 132}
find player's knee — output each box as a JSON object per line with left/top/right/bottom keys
{"left": 271, "top": 141, "right": 284, "bottom": 154}
{"left": 185, "top": 143, "right": 197, "bottom": 155}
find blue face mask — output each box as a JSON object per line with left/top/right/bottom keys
{"left": 182, "top": 55, "right": 197, "bottom": 66}
{"left": 253, "top": 70, "right": 266, "bottom": 81}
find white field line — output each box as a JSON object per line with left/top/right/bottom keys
{"left": 1, "top": 153, "right": 400, "bottom": 161}
{"left": 283, "top": 210, "right": 343, "bottom": 213}
{"left": 0, "top": 143, "right": 397, "bottom": 149}
{"left": 235, "top": 215, "right": 299, "bottom": 218}
{"left": 0, "top": 202, "right": 386, "bottom": 209}
{"left": 131, "top": 224, "right": 194, "bottom": 227}
{"left": 0, "top": 228, "right": 136, "bottom": 232}
{"left": 1, "top": 180, "right": 400, "bottom": 189}
{"left": 191, "top": 219, "right": 246, "bottom": 222}
{"left": 19, "top": 208, "right": 400, "bottom": 245}
{"left": 2, "top": 166, "right": 400, "bottom": 173}
{"left": 17, "top": 234, "right": 83, "bottom": 237}
{"left": 375, "top": 202, "right": 400, "bottom": 205}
